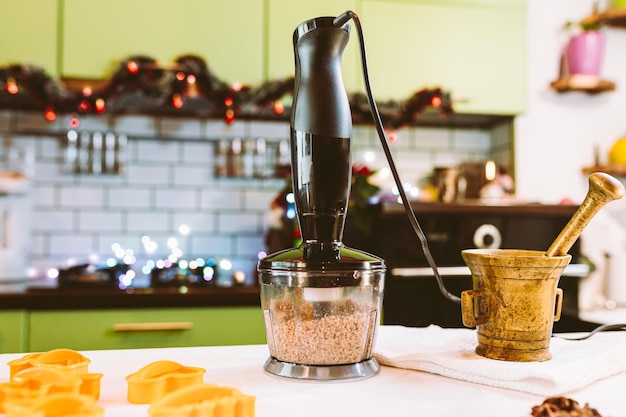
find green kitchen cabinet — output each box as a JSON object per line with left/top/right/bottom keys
{"left": 61, "top": 0, "right": 265, "bottom": 85}
{"left": 0, "top": 0, "right": 59, "bottom": 76}
{"left": 0, "top": 311, "right": 28, "bottom": 354}
{"left": 29, "top": 306, "right": 266, "bottom": 352}
{"left": 358, "top": 0, "right": 527, "bottom": 114}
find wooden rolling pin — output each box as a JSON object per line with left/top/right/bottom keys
{"left": 546, "top": 172, "right": 625, "bottom": 257}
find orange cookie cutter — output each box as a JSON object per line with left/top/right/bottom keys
{"left": 0, "top": 367, "right": 82, "bottom": 412}
{"left": 3, "top": 392, "right": 104, "bottom": 417}
{"left": 126, "top": 360, "right": 207, "bottom": 404}
{"left": 7, "top": 349, "right": 102, "bottom": 399}
{"left": 147, "top": 383, "right": 255, "bottom": 417}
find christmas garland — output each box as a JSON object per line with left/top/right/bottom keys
{"left": 0, "top": 54, "right": 452, "bottom": 128}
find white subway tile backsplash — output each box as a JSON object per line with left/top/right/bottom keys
{"left": 236, "top": 236, "right": 265, "bottom": 257}
{"left": 107, "top": 188, "right": 151, "bottom": 209}
{"left": 160, "top": 117, "right": 203, "bottom": 139}
{"left": 132, "top": 140, "right": 180, "bottom": 163}
{"left": 47, "top": 235, "right": 97, "bottom": 257}
{"left": 126, "top": 211, "right": 169, "bottom": 233}
{"left": 205, "top": 120, "right": 246, "bottom": 138}
{"left": 247, "top": 121, "right": 290, "bottom": 139}
{"left": 181, "top": 141, "right": 213, "bottom": 163}
{"left": 413, "top": 127, "right": 451, "bottom": 150}
{"left": 172, "top": 166, "right": 211, "bottom": 187}
{"left": 59, "top": 185, "right": 105, "bottom": 208}
{"left": 244, "top": 190, "right": 280, "bottom": 211}
{"left": 155, "top": 188, "right": 199, "bottom": 210}
{"left": 31, "top": 210, "right": 75, "bottom": 232}
{"left": 190, "top": 235, "right": 235, "bottom": 257}
{"left": 3, "top": 111, "right": 512, "bottom": 281}
{"left": 16, "top": 112, "right": 61, "bottom": 132}
{"left": 76, "top": 115, "right": 111, "bottom": 132}
{"left": 171, "top": 212, "right": 216, "bottom": 234}
{"left": 452, "top": 129, "right": 491, "bottom": 150}
{"left": 218, "top": 212, "right": 260, "bottom": 234}
{"left": 201, "top": 189, "right": 242, "bottom": 210}
{"left": 113, "top": 115, "right": 158, "bottom": 136}
{"left": 78, "top": 210, "right": 123, "bottom": 232}
{"left": 126, "top": 164, "right": 171, "bottom": 186}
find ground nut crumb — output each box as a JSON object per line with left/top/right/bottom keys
{"left": 270, "top": 299, "right": 375, "bottom": 365}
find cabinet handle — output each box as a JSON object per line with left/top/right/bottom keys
{"left": 112, "top": 321, "right": 194, "bottom": 332}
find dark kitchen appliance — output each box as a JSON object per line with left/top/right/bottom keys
{"left": 258, "top": 10, "right": 458, "bottom": 381}
{"left": 258, "top": 12, "right": 386, "bottom": 381}
{"left": 378, "top": 202, "right": 598, "bottom": 332}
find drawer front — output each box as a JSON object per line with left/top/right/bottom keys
{"left": 0, "top": 310, "right": 27, "bottom": 353}
{"left": 29, "top": 307, "right": 266, "bottom": 351}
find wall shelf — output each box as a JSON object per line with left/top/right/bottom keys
{"left": 582, "top": 8, "right": 626, "bottom": 28}
{"left": 550, "top": 75, "right": 616, "bottom": 94}
{"left": 582, "top": 165, "right": 626, "bottom": 176}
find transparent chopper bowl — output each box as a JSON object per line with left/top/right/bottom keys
{"left": 260, "top": 268, "right": 384, "bottom": 367}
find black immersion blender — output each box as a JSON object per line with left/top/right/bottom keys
{"left": 258, "top": 15, "right": 385, "bottom": 380}
{"left": 258, "top": 11, "right": 456, "bottom": 381}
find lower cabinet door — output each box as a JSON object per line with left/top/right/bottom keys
{"left": 0, "top": 310, "right": 27, "bottom": 353}
{"left": 29, "top": 306, "right": 266, "bottom": 351}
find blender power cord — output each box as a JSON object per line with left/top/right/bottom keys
{"left": 335, "top": 11, "right": 461, "bottom": 303}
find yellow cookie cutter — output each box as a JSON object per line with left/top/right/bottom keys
{"left": 126, "top": 360, "right": 206, "bottom": 404}
{"left": 0, "top": 367, "right": 82, "bottom": 412}
{"left": 148, "top": 383, "right": 255, "bottom": 417}
{"left": 3, "top": 392, "right": 104, "bottom": 417}
{"left": 6, "top": 349, "right": 102, "bottom": 399}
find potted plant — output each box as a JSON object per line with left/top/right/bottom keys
{"left": 564, "top": 6, "right": 605, "bottom": 77}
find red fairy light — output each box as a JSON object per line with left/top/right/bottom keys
{"left": 172, "top": 94, "right": 184, "bottom": 109}
{"left": 176, "top": 71, "right": 186, "bottom": 81}
{"left": 127, "top": 61, "right": 139, "bottom": 74}
{"left": 386, "top": 129, "right": 398, "bottom": 143}
{"left": 273, "top": 101, "right": 284, "bottom": 115}
{"left": 70, "top": 115, "right": 80, "bottom": 127}
{"left": 224, "top": 97, "right": 233, "bottom": 107}
{"left": 6, "top": 78, "right": 18, "bottom": 94}
{"left": 225, "top": 109, "right": 235, "bottom": 124}
{"left": 44, "top": 108, "right": 56, "bottom": 121}
{"left": 95, "top": 98, "right": 106, "bottom": 113}
{"left": 78, "top": 100, "right": 90, "bottom": 112}
{"left": 430, "top": 96, "right": 442, "bottom": 108}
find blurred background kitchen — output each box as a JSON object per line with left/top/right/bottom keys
{"left": 2, "top": 0, "right": 626, "bottom": 351}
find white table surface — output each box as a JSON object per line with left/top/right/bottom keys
{"left": 1, "top": 326, "right": 625, "bottom": 417}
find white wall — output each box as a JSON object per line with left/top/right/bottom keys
{"left": 516, "top": 0, "right": 626, "bottom": 204}
{"left": 517, "top": 0, "right": 626, "bottom": 308}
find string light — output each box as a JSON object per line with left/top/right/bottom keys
{"left": 127, "top": 61, "right": 139, "bottom": 74}
{"left": 273, "top": 101, "right": 284, "bottom": 115}
{"left": 44, "top": 108, "right": 56, "bottom": 121}
{"left": 172, "top": 93, "right": 183, "bottom": 109}
{"left": 95, "top": 98, "right": 106, "bottom": 113}
{"left": 6, "top": 77, "right": 18, "bottom": 94}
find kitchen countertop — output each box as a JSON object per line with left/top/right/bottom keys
{"left": 0, "top": 325, "right": 624, "bottom": 417}
{"left": 0, "top": 283, "right": 260, "bottom": 310}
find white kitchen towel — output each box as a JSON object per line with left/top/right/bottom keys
{"left": 373, "top": 325, "right": 626, "bottom": 396}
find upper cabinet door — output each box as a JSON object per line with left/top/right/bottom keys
{"left": 359, "top": 0, "right": 527, "bottom": 115}
{"left": 61, "top": 0, "right": 264, "bottom": 85}
{"left": 267, "top": 0, "right": 360, "bottom": 92}
{"left": 0, "top": 0, "right": 59, "bottom": 76}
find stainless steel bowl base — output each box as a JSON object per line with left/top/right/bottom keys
{"left": 263, "top": 357, "right": 380, "bottom": 380}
